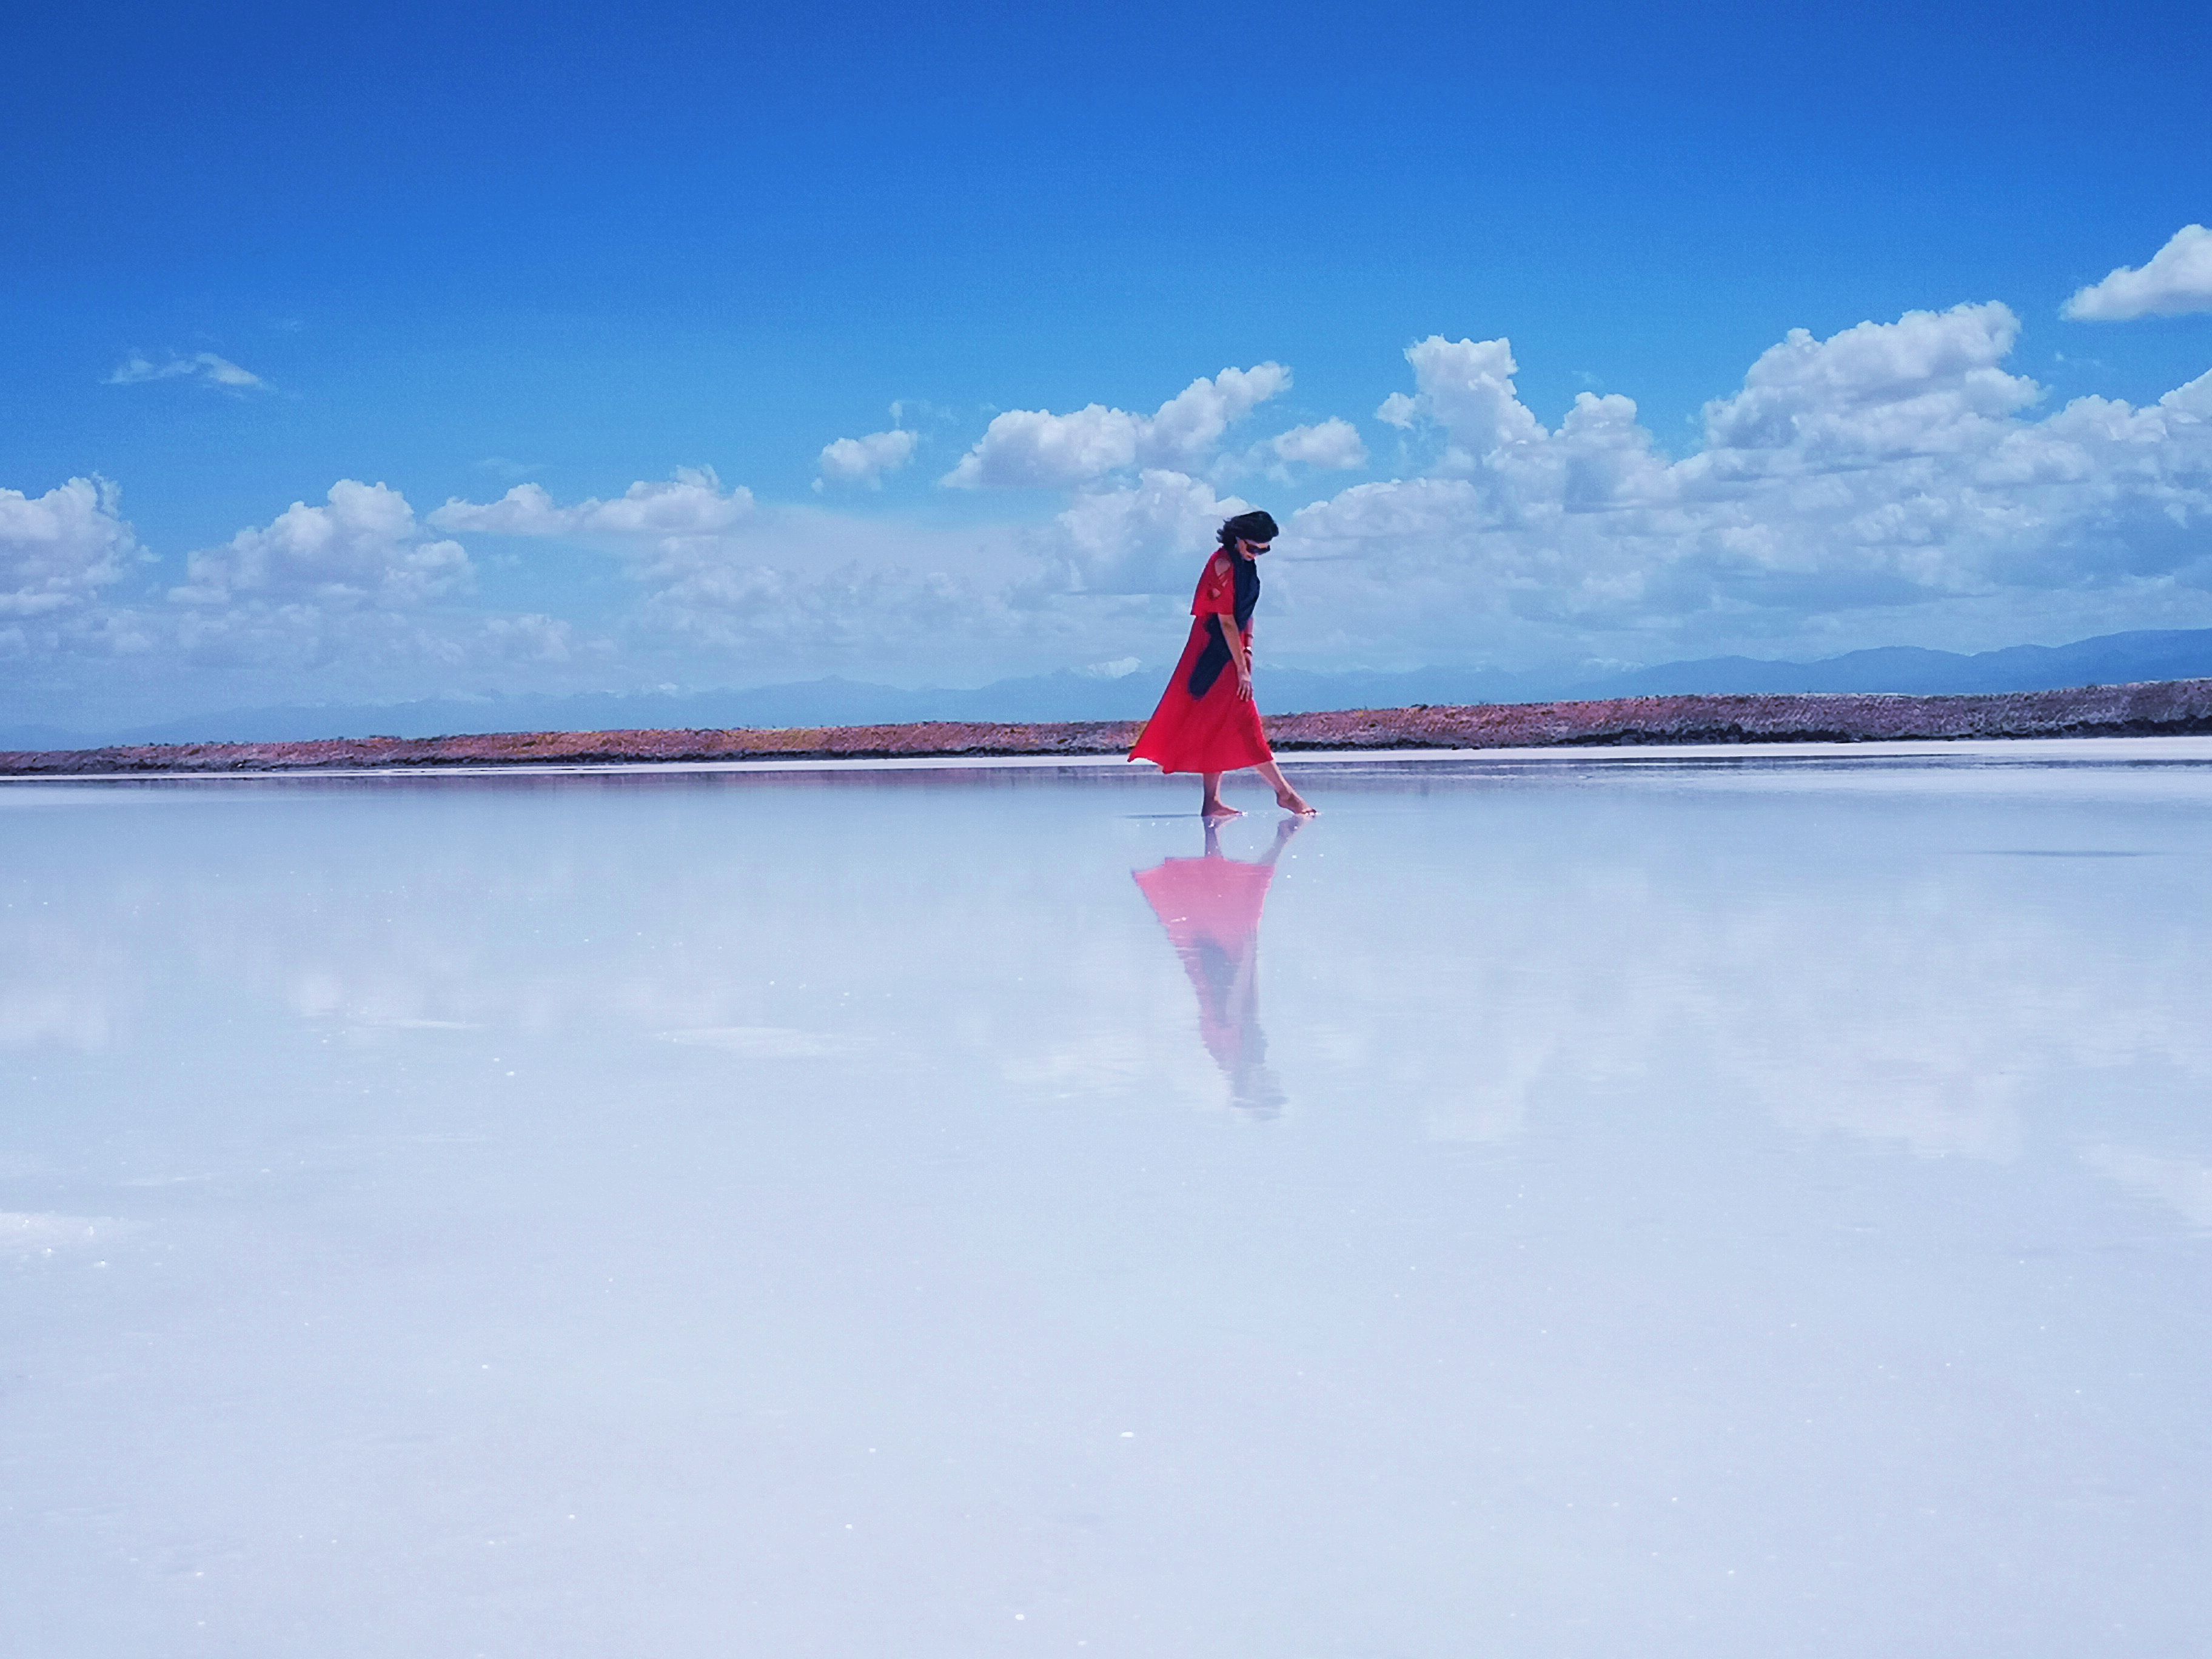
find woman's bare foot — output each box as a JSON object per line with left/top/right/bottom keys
{"left": 1202, "top": 799, "right": 1244, "bottom": 820}
{"left": 1253, "top": 760, "right": 1314, "bottom": 817}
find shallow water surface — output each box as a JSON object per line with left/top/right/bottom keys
{"left": 4, "top": 744, "right": 2210, "bottom": 1657}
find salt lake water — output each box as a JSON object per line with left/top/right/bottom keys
{"left": 5, "top": 741, "right": 2210, "bottom": 1657}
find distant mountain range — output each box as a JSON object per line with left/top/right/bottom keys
{"left": 10, "top": 626, "right": 2212, "bottom": 749}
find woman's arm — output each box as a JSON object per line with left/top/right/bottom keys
{"left": 1217, "top": 612, "right": 1253, "bottom": 699}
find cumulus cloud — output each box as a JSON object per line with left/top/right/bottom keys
{"left": 1265, "top": 418, "right": 1369, "bottom": 472}
{"left": 106, "top": 352, "right": 268, "bottom": 391}
{"left": 1700, "top": 302, "right": 2038, "bottom": 460}
{"left": 942, "top": 363, "right": 1291, "bottom": 488}
{"left": 174, "top": 481, "right": 470, "bottom": 608}
{"left": 1048, "top": 469, "right": 1252, "bottom": 595}
{"left": 944, "top": 404, "right": 1144, "bottom": 489}
{"left": 0, "top": 478, "right": 141, "bottom": 617}
{"left": 440, "top": 475, "right": 1049, "bottom": 670}
{"left": 431, "top": 464, "right": 1085, "bottom": 675}
{"left": 1289, "top": 303, "right": 2212, "bottom": 664}
{"left": 431, "top": 468, "right": 754, "bottom": 548}
{"left": 638, "top": 554, "right": 1033, "bottom": 661}
{"left": 0, "top": 474, "right": 675, "bottom": 702}
{"left": 815, "top": 428, "right": 918, "bottom": 491}
{"left": 16, "top": 303, "right": 2212, "bottom": 727}
{"left": 2063, "top": 224, "right": 2212, "bottom": 322}
{"left": 482, "top": 612, "right": 577, "bottom": 661}
{"left": 1372, "top": 335, "right": 1546, "bottom": 472}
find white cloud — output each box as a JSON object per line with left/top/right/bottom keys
{"left": 1267, "top": 418, "right": 1368, "bottom": 471}
{"left": 1048, "top": 469, "right": 1252, "bottom": 595}
{"left": 1698, "top": 301, "right": 2037, "bottom": 460}
{"left": 14, "top": 304, "right": 2212, "bottom": 730}
{"left": 424, "top": 480, "right": 1054, "bottom": 673}
{"left": 431, "top": 468, "right": 754, "bottom": 548}
{"left": 432, "top": 466, "right": 1076, "bottom": 676}
{"left": 175, "top": 481, "right": 470, "bottom": 608}
{"left": 0, "top": 478, "right": 141, "bottom": 617}
{"left": 943, "top": 363, "right": 1291, "bottom": 488}
{"left": 7, "top": 481, "right": 636, "bottom": 712}
{"left": 1372, "top": 335, "right": 1546, "bottom": 470}
{"left": 815, "top": 428, "right": 919, "bottom": 491}
{"left": 1286, "top": 303, "right": 2212, "bottom": 665}
{"left": 1144, "top": 364, "right": 1292, "bottom": 468}
{"left": 637, "top": 554, "right": 1034, "bottom": 663}
{"left": 2063, "top": 224, "right": 2212, "bottom": 322}
{"left": 944, "top": 404, "right": 1143, "bottom": 488}
{"left": 427, "top": 484, "right": 567, "bottom": 536}
{"left": 106, "top": 352, "right": 268, "bottom": 391}
{"left": 482, "top": 612, "right": 577, "bottom": 662}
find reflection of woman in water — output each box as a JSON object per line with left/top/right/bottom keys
{"left": 1132, "top": 816, "right": 1303, "bottom": 1117}
{"left": 1130, "top": 509, "right": 1316, "bottom": 820}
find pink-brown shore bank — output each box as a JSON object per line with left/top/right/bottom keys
{"left": 7, "top": 679, "right": 2212, "bottom": 777}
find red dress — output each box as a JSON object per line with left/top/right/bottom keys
{"left": 1128, "top": 553, "right": 1274, "bottom": 775}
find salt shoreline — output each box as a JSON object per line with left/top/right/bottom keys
{"left": 7, "top": 678, "right": 2211, "bottom": 778}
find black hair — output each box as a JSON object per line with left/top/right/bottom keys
{"left": 1217, "top": 509, "right": 1279, "bottom": 547}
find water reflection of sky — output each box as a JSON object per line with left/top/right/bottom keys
{"left": 4, "top": 750, "right": 2210, "bottom": 1655}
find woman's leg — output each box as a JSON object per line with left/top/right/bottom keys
{"left": 1255, "top": 760, "right": 1315, "bottom": 816}
{"left": 1200, "top": 772, "right": 1241, "bottom": 818}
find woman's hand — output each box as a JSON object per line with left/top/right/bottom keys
{"left": 1218, "top": 611, "right": 1254, "bottom": 699}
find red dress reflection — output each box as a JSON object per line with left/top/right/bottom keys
{"left": 1132, "top": 819, "right": 1302, "bottom": 1118}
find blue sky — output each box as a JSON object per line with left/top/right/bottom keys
{"left": 4, "top": 0, "right": 2210, "bottom": 729}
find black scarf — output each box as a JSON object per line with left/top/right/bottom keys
{"left": 1185, "top": 553, "right": 1261, "bottom": 699}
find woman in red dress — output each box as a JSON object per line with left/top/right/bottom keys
{"left": 1129, "top": 509, "right": 1316, "bottom": 819}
